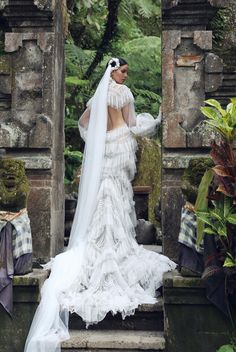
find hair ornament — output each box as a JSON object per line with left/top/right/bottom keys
{"left": 108, "top": 58, "right": 120, "bottom": 71}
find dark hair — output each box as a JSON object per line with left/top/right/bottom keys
{"left": 106, "top": 57, "right": 128, "bottom": 68}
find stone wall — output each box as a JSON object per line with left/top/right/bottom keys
{"left": 0, "top": 0, "right": 66, "bottom": 263}
{"left": 161, "top": 0, "right": 233, "bottom": 260}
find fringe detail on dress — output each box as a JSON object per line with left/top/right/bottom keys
{"left": 59, "top": 124, "right": 176, "bottom": 327}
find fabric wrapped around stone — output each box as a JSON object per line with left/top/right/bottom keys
{"left": 178, "top": 206, "right": 204, "bottom": 276}
{"left": 0, "top": 209, "right": 32, "bottom": 316}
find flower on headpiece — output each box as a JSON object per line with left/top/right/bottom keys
{"left": 109, "top": 58, "right": 120, "bottom": 71}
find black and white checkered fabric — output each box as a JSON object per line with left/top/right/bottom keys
{"left": 0, "top": 211, "right": 32, "bottom": 259}
{"left": 178, "top": 207, "right": 204, "bottom": 254}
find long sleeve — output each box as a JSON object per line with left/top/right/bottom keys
{"left": 78, "top": 107, "right": 90, "bottom": 141}
{"left": 130, "top": 109, "right": 161, "bottom": 137}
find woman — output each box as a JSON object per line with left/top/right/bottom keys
{"left": 24, "top": 58, "right": 176, "bottom": 352}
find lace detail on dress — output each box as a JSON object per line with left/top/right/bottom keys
{"left": 59, "top": 125, "right": 177, "bottom": 327}
{"left": 107, "top": 79, "right": 134, "bottom": 109}
{"left": 87, "top": 80, "right": 134, "bottom": 110}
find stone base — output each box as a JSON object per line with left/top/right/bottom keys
{"left": 163, "top": 270, "right": 235, "bottom": 352}
{"left": 0, "top": 269, "right": 48, "bottom": 352}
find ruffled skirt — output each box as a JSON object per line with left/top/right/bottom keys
{"left": 59, "top": 124, "right": 176, "bottom": 326}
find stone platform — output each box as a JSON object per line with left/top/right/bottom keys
{"left": 163, "top": 270, "right": 235, "bottom": 352}
{"left": 0, "top": 269, "right": 48, "bottom": 352}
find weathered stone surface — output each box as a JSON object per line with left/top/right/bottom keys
{"left": 193, "top": 31, "right": 212, "bottom": 50}
{"left": 162, "top": 182, "right": 184, "bottom": 261}
{"left": 62, "top": 330, "right": 165, "bottom": 350}
{"left": 5, "top": 32, "right": 54, "bottom": 53}
{"left": 205, "top": 52, "right": 224, "bottom": 73}
{"left": 176, "top": 54, "right": 203, "bottom": 67}
{"left": 209, "top": 0, "right": 231, "bottom": 7}
{"left": 164, "top": 270, "right": 235, "bottom": 352}
{"left": 162, "top": 1, "right": 220, "bottom": 30}
{"left": 161, "top": 3, "right": 232, "bottom": 260}
{"left": 5, "top": 154, "right": 52, "bottom": 169}
{"left": 34, "top": 0, "right": 53, "bottom": 11}
{"left": 205, "top": 72, "right": 223, "bottom": 92}
{"left": 0, "top": 269, "right": 47, "bottom": 352}
{"left": 0, "top": 0, "right": 8, "bottom": 10}
{"left": 0, "top": 1, "right": 66, "bottom": 261}
{"left": 187, "top": 121, "right": 222, "bottom": 147}
{"left": 163, "top": 153, "right": 211, "bottom": 169}
{"left": 162, "top": 0, "right": 179, "bottom": 10}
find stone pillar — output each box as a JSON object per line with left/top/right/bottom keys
{"left": 161, "top": 0, "right": 230, "bottom": 261}
{"left": 0, "top": 1, "right": 66, "bottom": 263}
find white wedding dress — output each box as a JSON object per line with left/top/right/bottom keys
{"left": 24, "top": 76, "right": 176, "bottom": 352}
{"left": 60, "top": 123, "right": 176, "bottom": 326}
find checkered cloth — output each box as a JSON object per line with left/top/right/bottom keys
{"left": 0, "top": 210, "right": 32, "bottom": 259}
{"left": 178, "top": 206, "right": 204, "bottom": 254}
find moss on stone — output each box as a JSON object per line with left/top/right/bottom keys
{"left": 133, "top": 136, "right": 161, "bottom": 224}
{"left": 0, "top": 159, "right": 30, "bottom": 211}
{"left": 0, "top": 56, "right": 11, "bottom": 74}
{"left": 181, "top": 157, "right": 214, "bottom": 204}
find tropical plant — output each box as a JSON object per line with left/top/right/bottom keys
{"left": 195, "top": 98, "right": 236, "bottom": 269}
{"left": 200, "top": 98, "right": 236, "bottom": 141}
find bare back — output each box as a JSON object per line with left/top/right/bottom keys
{"left": 107, "top": 106, "right": 126, "bottom": 131}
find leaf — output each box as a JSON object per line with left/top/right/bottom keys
{"left": 200, "top": 107, "right": 221, "bottom": 121}
{"left": 65, "top": 76, "right": 89, "bottom": 86}
{"left": 227, "top": 214, "right": 236, "bottom": 225}
{"left": 218, "top": 225, "right": 227, "bottom": 237}
{"left": 205, "top": 99, "right": 226, "bottom": 116}
{"left": 195, "top": 169, "right": 214, "bottom": 245}
{"left": 195, "top": 169, "right": 214, "bottom": 211}
{"left": 204, "top": 227, "right": 217, "bottom": 235}
{"left": 223, "top": 256, "right": 236, "bottom": 268}
{"left": 217, "top": 345, "right": 235, "bottom": 352}
{"left": 212, "top": 165, "right": 230, "bottom": 177}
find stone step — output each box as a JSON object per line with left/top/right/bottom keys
{"left": 61, "top": 330, "right": 165, "bottom": 351}
{"left": 69, "top": 300, "right": 163, "bottom": 331}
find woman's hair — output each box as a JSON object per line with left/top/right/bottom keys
{"left": 106, "top": 57, "right": 128, "bottom": 68}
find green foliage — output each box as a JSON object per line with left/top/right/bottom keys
{"left": 133, "top": 136, "right": 161, "bottom": 224}
{"left": 65, "top": 0, "right": 162, "bottom": 123}
{"left": 217, "top": 344, "right": 236, "bottom": 352}
{"left": 65, "top": 0, "right": 162, "bottom": 186}
{"left": 195, "top": 169, "right": 214, "bottom": 244}
{"left": 196, "top": 195, "right": 236, "bottom": 267}
{"left": 195, "top": 98, "right": 236, "bottom": 271}
{"left": 210, "top": 9, "right": 229, "bottom": 47}
{"left": 64, "top": 147, "right": 83, "bottom": 185}
{"left": 201, "top": 99, "right": 236, "bottom": 142}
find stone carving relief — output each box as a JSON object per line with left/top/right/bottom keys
{"left": 0, "top": 34, "right": 53, "bottom": 148}
{"left": 0, "top": 0, "right": 8, "bottom": 11}
{"left": 162, "top": 30, "right": 224, "bottom": 148}
{"left": 34, "top": 0, "right": 53, "bottom": 11}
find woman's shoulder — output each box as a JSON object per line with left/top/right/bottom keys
{"left": 108, "top": 79, "right": 134, "bottom": 109}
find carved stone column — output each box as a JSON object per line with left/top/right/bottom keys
{"left": 0, "top": 1, "right": 66, "bottom": 263}
{"left": 161, "top": 0, "right": 230, "bottom": 260}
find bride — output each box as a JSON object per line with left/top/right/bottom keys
{"left": 24, "top": 57, "right": 176, "bottom": 352}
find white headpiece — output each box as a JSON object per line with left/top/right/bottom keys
{"left": 108, "top": 57, "right": 120, "bottom": 71}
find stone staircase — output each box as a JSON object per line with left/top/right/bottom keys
{"left": 62, "top": 303, "right": 165, "bottom": 352}
{"left": 61, "top": 244, "right": 165, "bottom": 352}
{"left": 63, "top": 185, "right": 164, "bottom": 352}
